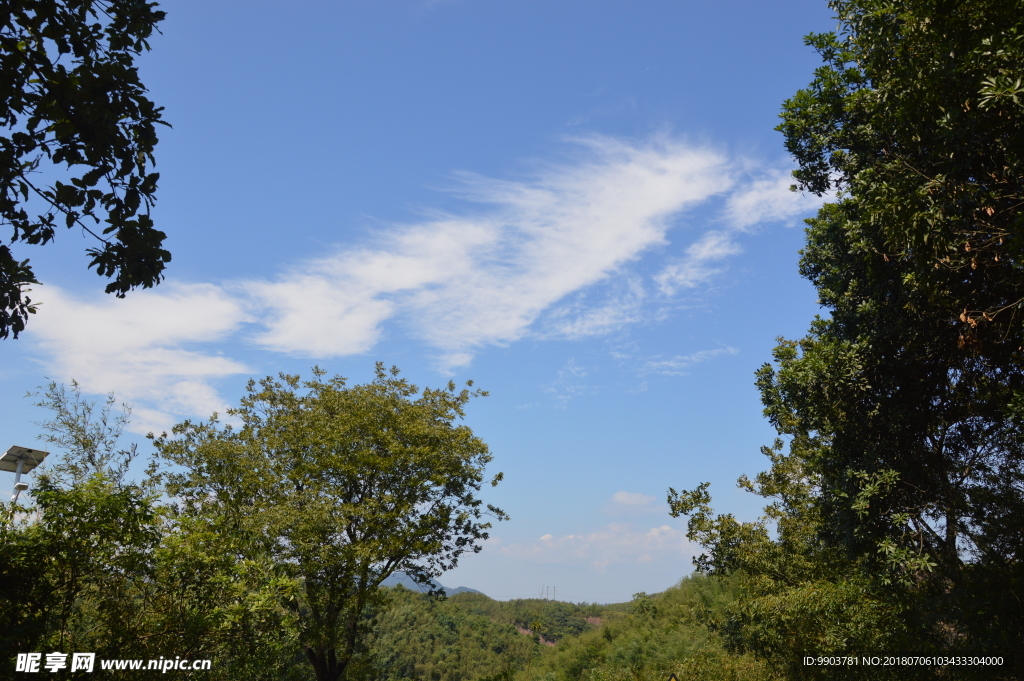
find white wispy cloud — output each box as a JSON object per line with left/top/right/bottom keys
{"left": 541, "top": 276, "right": 648, "bottom": 340}
{"left": 642, "top": 347, "right": 739, "bottom": 376}
{"left": 544, "top": 358, "right": 596, "bottom": 405}
{"left": 248, "top": 135, "right": 734, "bottom": 367}
{"left": 654, "top": 230, "right": 742, "bottom": 294}
{"left": 26, "top": 283, "right": 252, "bottom": 434}
{"left": 22, "top": 136, "right": 822, "bottom": 427}
{"left": 602, "top": 491, "right": 660, "bottom": 516}
{"left": 654, "top": 166, "right": 827, "bottom": 295}
{"left": 723, "top": 166, "right": 826, "bottom": 231}
{"left": 499, "top": 522, "right": 693, "bottom": 572}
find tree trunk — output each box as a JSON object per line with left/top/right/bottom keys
{"left": 305, "top": 646, "right": 343, "bottom": 681}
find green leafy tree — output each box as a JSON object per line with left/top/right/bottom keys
{"left": 154, "top": 364, "right": 507, "bottom": 681}
{"left": 30, "top": 379, "right": 141, "bottom": 484}
{"left": 772, "top": 0, "right": 1024, "bottom": 662}
{"left": 0, "top": 381, "right": 162, "bottom": 671}
{"left": 668, "top": 438, "right": 915, "bottom": 680}
{"left": 668, "top": 1, "right": 1024, "bottom": 674}
{"left": 2, "top": 382, "right": 307, "bottom": 680}
{"left": 751, "top": 205, "right": 1022, "bottom": 666}
{"left": 778, "top": 0, "right": 1023, "bottom": 349}
{"left": 141, "top": 513, "right": 311, "bottom": 680}
{"left": 0, "top": 0, "right": 170, "bottom": 339}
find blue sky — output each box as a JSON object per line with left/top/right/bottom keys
{"left": 2, "top": 0, "right": 838, "bottom": 602}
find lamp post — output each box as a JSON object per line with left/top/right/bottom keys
{"left": 2, "top": 445, "right": 50, "bottom": 513}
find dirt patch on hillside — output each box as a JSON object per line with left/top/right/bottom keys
{"left": 515, "top": 625, "right": 556, "bottom": 646}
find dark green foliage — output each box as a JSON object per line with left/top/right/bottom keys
{"left": 0, "top": 0, "right": 170, "bottom": 339}
{"left": 774, "top": 0, "right": 1024, "bottom": 667}
{"left": 667, "top": 1, "right": 1024, "bottom": 678}
{"left": 2, "top": 382, "right": 310, "bottom": 680}
{"left": 0, "top": 520, "right": 56, "bottom": 657}
{"left": 30, "top": 473, "right": 160, "bottom": 654}
{"left": 669, "top": 440, "right": 921, "bottom": 679}
{"left": 1, "top": 382, "right": 159, "bottom": 669}
{"left": 779, "top": 1, "right": 1024, "bottom": 333}
{"left": 355, "top": 579, "right": 774, "bottom": 681}
{"left": 735, "top": 203, "right": 1023, "bottom": 674}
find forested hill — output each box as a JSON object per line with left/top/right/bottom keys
{"left": 364, "top": 574, "right": 774, "bottom": 681}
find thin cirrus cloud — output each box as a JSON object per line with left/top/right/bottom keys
{"left": 641, "top": 346, "right": 740, "bottom": 376}
{"left": 654, "top": 166, "right": 826, "bottom": 295}
{"left": 653, "top": 230, "right": 743, "bottom": 295}
{"left": 246, "top": 135, "right": 735, "bottom": 367}
{"left": 25, "top": 135, "right": 823, "bottom": 428}
{"left": 602, "top": 490, "right": 661, "bottom": 516}
{"left": 723, "top": 165, "right": 825, "bottom": 231}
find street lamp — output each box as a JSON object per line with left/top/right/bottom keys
{"left": 2, "top": 445, "right": 50, "bottom": 507}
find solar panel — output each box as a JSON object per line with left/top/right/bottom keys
{"left": 0, "top": 446, "right": 50, "bottom": 474}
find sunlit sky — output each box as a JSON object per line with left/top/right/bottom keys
{"left": 2, "top": 0, "right": 838, "bottom": 602}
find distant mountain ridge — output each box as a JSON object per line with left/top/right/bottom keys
{"left": 380, "top": 571, "right": 484, "bottom": 597}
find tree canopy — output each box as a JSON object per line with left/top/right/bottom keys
{"left": 0, "top": 0, "right": 169, "bottom": 339}
{"left": 778, "top": 0, "right": 1024, "bottom": 352}
{"left": 155, "top": 365, "right": 507, "bottom": 681}
{"left": 2, "top": 370, "right": 508, "bottom": 680}
{"left": 670, "top": 0, "right": 1024, "bottom": 676}
{"left": 774, "top": 0, "right": 1024, "bottom": 656}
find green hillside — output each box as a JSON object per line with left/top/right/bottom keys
{"left": 361, "top": 574, "right": 774, "bottom": 681}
